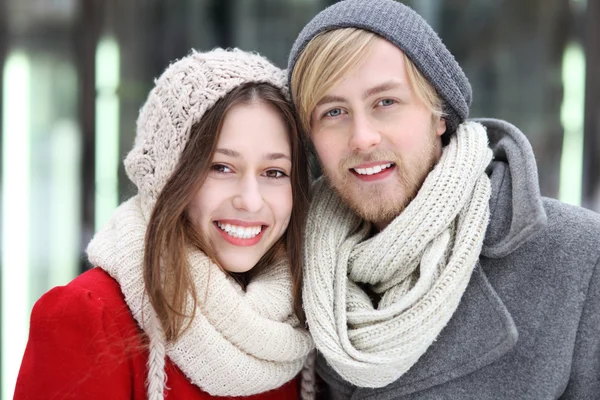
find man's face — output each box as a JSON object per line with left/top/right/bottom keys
{"left": 310, "top": 37, "right": 447, "bottom": 231}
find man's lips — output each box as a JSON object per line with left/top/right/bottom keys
{"left": 352, "top": 161, "right": 395, "bottom": 170}
{"left": 350, "top": 162, "right": 396, "bottom": 181}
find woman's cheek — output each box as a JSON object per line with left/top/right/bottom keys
{"left": 269, "top": 183, "right": 293, "bottom": 237}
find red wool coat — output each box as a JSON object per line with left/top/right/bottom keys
{"left": 14, "top": 268, "right": 298, "bottom": 400}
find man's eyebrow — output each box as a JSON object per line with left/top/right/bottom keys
{"left": 362, "top": 81, "right": 408, "bottom": 100}
{"left": 316, "top": 95, "right": 347, "bottom": 107}
{"left": 315, "top": 81, "right": 409, "bottom": 108}
{"left": 215, "top": 148, "right": 240, "bottom": 157}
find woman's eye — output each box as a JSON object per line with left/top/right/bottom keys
{"left": 264, "top": 170, "right": 288, "bottom": 179}
{"left": 211, "top": 164, "right": 232, "bottom": 173}
{"left": 378, "top": 99, "right": 395, "bottom": 107}
{"left": 325, "top": 108, "right": 343, "bottom": 118}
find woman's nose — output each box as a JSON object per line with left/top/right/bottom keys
{"left": 232, "top": 176, "right": 264, "bottom": 213}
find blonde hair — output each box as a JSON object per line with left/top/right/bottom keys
{"left": 291, "top": 28, "right": 444, "bottom": 134}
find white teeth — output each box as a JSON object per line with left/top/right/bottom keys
{"left": 216, "top": 222, "right": 263, "bottom": 239}
{"left": 353, "top": 163, "right": 393, "bottom": 175}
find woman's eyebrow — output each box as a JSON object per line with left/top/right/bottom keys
{"left": 215, "top": 148, "right": 240, "bottom": 157}
{"left": 216, "top": 148, "right": 291, "bottom": 162}
{"left": 264, "top": 152, "right": 291, "bottom": 161}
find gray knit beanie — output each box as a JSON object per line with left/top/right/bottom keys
{"left": 124, "top": 48, "right": 287, "bottom": 219}
{"left": 288, "top": 0, "right": 471, "bottom": 134}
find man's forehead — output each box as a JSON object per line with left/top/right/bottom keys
{"left": 329, "top": 39, "right": 408, "bottom": 83}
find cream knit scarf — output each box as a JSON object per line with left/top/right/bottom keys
{"left": 303, "top": 121, "right": 492, "bottom": 388}
{"left": 87, "top": 196, "right": 314, "bottom": 399}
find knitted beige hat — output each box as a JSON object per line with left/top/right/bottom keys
{"left": 124, "top": 48, "right": 288, "bottom": 219}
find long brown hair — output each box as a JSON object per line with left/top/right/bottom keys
{"left": 143, "top": 82, "right": 309, "bottom": 342}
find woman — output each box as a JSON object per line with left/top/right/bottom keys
{"left": 14, "top": 49, "right": 314, "bottom": 400}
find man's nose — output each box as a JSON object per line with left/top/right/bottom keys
{"left": 348, "top": 113, "right": 381, "bottom": 152}
{"left": 232, "top": 175, "right": 264, "bottom": 213}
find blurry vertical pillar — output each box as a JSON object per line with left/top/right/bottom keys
{"left": 76, "top": 0, "right": 104, "bottom": 272}
{"left": 0, "top": 0, "right": 5, "bottom": 152}
{"left": 583, "top": 0, "right": 600, "bottom": 211}
{"left": 209, "top": 0, "right": 233, "bottom": 47}
{"left": 0, "top": 0, "right": 5, "bottom": 394}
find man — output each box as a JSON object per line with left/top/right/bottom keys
{"left": 288, "top": 0, "right": 600, "bottom": 399}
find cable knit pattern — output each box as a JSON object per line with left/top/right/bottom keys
{"left": 303, "top": 121, "right": 492, "bottom": 388}
{"left": 87, "top": 196, "right": 314, "bottom": 397}
{"left": 124, "top": 48, "right": 288, "bottom": 220}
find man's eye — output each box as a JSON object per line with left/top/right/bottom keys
{"left": 378, "top": 99, "right": 395, "bottom": 107}
{"left": 325, "top": 108, "right": 343, "bottom": 117}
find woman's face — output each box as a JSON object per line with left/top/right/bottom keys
{"left": 187, "top": 101, "right": 293, "bottom": 273}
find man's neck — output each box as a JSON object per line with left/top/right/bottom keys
{"left": 373, "top": 219, "right": 392, "bottom": 232}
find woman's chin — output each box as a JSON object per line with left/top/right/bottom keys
{"left": 217, "top": 255, "right": 260, "bottom": 274}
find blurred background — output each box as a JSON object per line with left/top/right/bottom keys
{"left": 0, "top": 0, "right": 598, "bottom": 397}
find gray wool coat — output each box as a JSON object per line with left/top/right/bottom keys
{"left": 313, "top": 119, "right": 600, "bottom": 400}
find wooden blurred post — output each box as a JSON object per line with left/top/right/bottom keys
{"left": 583, "top": 0, "right": 600, "bottom": 211}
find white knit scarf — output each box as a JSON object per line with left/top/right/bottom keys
{"left": 303, "top": 121, "right": 492, "bottom": 388}
{"left": 87, "top": 196, "right": 314, "bottom": 399}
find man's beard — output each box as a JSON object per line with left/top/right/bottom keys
{"left": 321, "top": 131, "right": 439, "bottom": 227}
